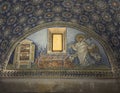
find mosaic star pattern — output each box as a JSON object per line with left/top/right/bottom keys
{"left": 0, "top": 0, "right": 120, "bottom": 68}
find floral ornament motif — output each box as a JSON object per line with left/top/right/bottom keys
{"left": 7, "top": 15, "right": 17, "bottom": 25}
{"left": 96, "top": 23, "right": 105, "bottom": 32}
{"left": 0, "top": 15, "right": 5, "bottom": 26}
{"left": 91, "top": 13, "right": 100, "bottom": 22}
{"left": 62, "top": 12, "right": 72, "bottom": 19}
{"left": 0, "top": 2, "right": 11, "bottom": 13}
{"left": 83, "top": 3, "right": 94, "bottom": 12}
{"left": 53, "top": 6, "right": 62, "bottom": 13}
{"left": 18, "top": 16, "right": 28, "bottom": 24}
{"left": 102, "top": 12, "right": 112, "bottom": 22}
{"left": 43, "top": 0, "right": 54, "bottom": 8}
{"left": 72, "top": 4, "right": 83, "bottom": 14}
{"left": 111, "top": 36, "right": 119, "bottom": 46}
{"left": 44, "top": 12, "right": 54, "bottom": 19}
{"left": 34, "top": 9, "right": 43, "bottom": 16}
{"left": 62, "top": 0, "right": 73, "bottom": 8}
{"left": 4, "top": 26, "right": 11, "bottom": 36}
{"left": 95, "top": 0, "right": 107, "bottom": 11}
{"left": 115, "top": 13, "right": 120, "bottom": 22}
{"left": 13, "top": 26, "right": 23, "bottom": 35}
{"left": 72, "top": 8, "right": 82, "bottom": 14}
{"left": 109, "top": 0, "right": 120, "bottom": 10}
{"left": 24, "top": 5, "right": 35, "bottom": 14}
{"left": 80, "top": 15, "right": 89, "bottom": 23}
{"left": 0, "top": 39, "right": 9, "bottom": 51}
{"left": 12, "top": 4, "right": 23, "bottom": 14}
{"left": 107, "top": 24, "right": 116, "bottom": 32}
{"left": 28, "top": 17, "right": 37, "bottom": 24}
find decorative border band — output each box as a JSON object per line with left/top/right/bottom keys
{"left": 0, "top": 70, "right": 115, "bottom": 79}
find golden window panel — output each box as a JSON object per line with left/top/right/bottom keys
{"left": 47, "top": 27, "right": 66, "bottom": 54}
{"left": 52, "top": 33, "right": 63, "bottom": 52}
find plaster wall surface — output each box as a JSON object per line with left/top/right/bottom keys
{"left": 0, "top": 78, "right": 120, "bottom": 93}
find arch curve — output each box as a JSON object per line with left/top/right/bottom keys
{"left": 2, "top": 22, "right": 117, "bottom": 72}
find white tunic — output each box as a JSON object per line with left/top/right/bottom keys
{"left": 72, "top": 41, "right": 89, "bottom": 65}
